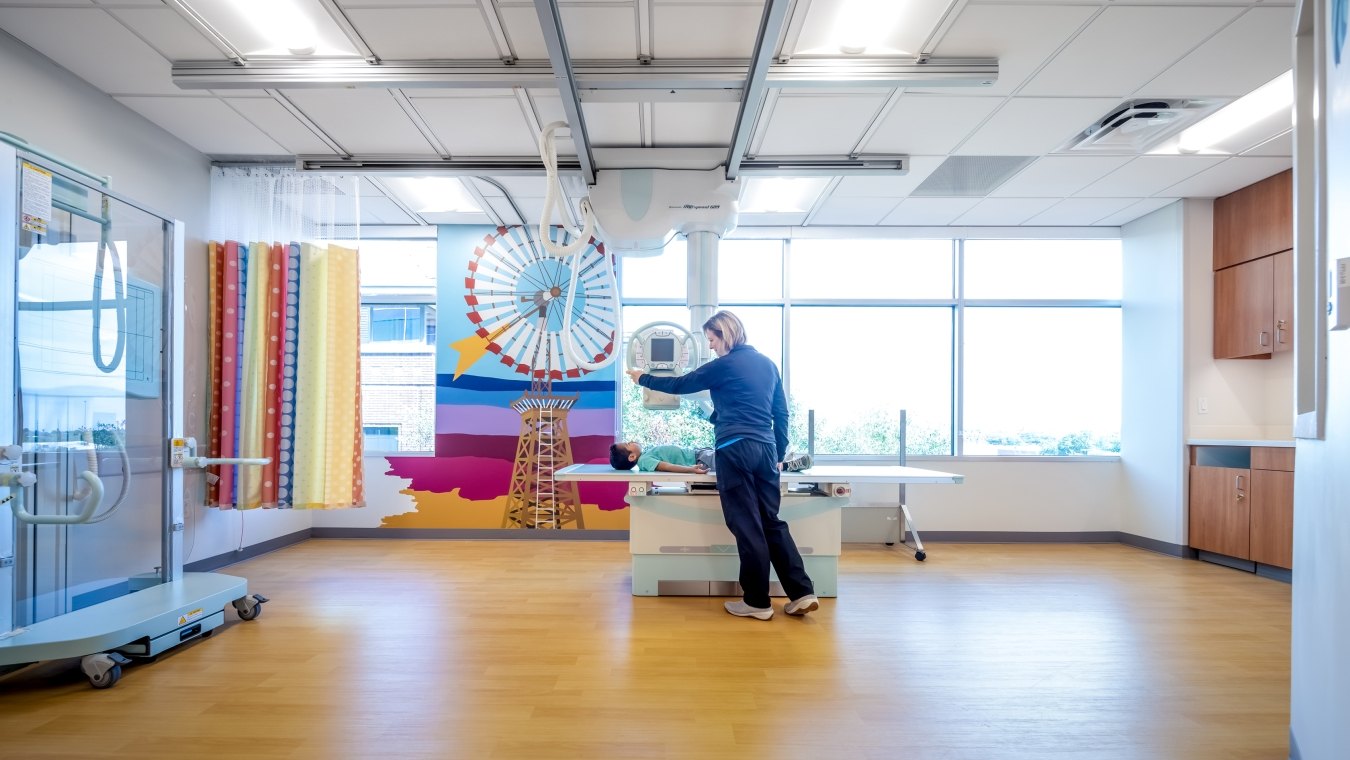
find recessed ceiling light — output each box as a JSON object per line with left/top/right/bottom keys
{"left": 831, "top": 0, "right": 903, "bottom": 56}
{"left": 231, "top": 0, "right": 318, "bottom": 57}
{"left": 1178, "top": 71, "right": 1293, "bottom": 154}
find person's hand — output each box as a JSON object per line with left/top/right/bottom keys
{"left": 693, "top": 463, "right": 709, "bottom": 474}
{"left": 626, "top": 369, "right": 644, "bottom": 384}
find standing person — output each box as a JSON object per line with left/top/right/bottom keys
{"left": 625, "top": 310, "right": 818, "bottom": 621}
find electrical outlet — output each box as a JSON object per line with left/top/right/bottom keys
{"left": 1198, "top": 397, "right": 1209, "bottom": 414}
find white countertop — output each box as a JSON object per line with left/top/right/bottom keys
{"left": 554, "top": 463, "right": 964, "bottom": 485}
{"left": 1187, "top": 439, "right": 1295, "bottom": 448}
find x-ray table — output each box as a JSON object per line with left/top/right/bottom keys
{"left": 555, "top": 464, "right": 963, "bottom": 597}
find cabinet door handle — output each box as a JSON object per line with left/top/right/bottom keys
{"left": 1259, "top": 331, "right": 1270, "bottom": 347}
{"left": 1235, "top": 474, "right": 1246, "bottom": 501}
{"left": 1277, "top": 319, "right": 1287, "bottom": 344}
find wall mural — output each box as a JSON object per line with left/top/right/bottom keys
{"left": 380, "top": 225, "right": 629, "bottom": 529}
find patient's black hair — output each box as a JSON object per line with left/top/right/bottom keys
{"left": 610, "top": 443, "right": 637, "bottom": 470}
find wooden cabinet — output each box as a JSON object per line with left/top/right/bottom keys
{"left": 1249, "top": 446, "right": 1294, "bottom": 569}
{"left": 1213, "top": 251, "right": 1292, "bottom": 359}
{"left": 1212, "top": 170, "right": 1293, "bottom": 360}
{"left": 1213, "top": 169, "right": 1292, "bottom": 270}
{"left": 1188, "top": 445, "right": 1294, "bottom": 571}
{"left": 1189, "top": 465, "right": 1250, "bottom": 558}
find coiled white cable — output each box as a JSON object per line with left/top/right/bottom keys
{"left": 537, "top": 121, "right": 619, "bottom": 373}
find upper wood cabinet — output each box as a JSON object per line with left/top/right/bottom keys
{"left": 1213, "top": 169, "right": 1292, "bottom": 270}
{"left": 1214, "top": 249, "right": 1293, "bottom": 359}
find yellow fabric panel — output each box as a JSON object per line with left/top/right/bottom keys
{"left": 291, "top": 242, "right": 331, "bottom": 508}
{"left": 236, "top": 242, "right": 271, "bottom": 509}
{"left": 321, "top": 244, "right": 361, "bottom": 508}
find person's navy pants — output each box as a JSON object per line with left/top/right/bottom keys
{"left": 714, "top": 439, "right": 814, "bottom": 608}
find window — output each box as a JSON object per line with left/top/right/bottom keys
{"left": 616, "top": 235, "right": 1121, "bottom": 458}
{"left": 356, "top": 239, "right": 437, "bottom": 453}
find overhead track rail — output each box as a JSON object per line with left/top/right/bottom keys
{"left": 170, "top": 58, "right": 999, "bottom": 92}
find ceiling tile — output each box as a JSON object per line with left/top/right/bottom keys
{"left": 652, "top": 3, "right": 762, "bottom": 58}
{"left": 955, "top": 98, "right": 1120, "bottom": 155}
{"left": 497, "top": 5, "right": 547, "bottom": 58}
{"left": 560, "top": 6, "right": 638, "bottom": 59}
{"left": 223, "top": 96, "right": 340, "bottom": 154}
{"left": 580, "top": 102, "right": 643, "bottom": 147}
{"left": 1096, "top": 197, "right": 1180, "bottom": 226}
{"left": 989, "top": 156, "right": 1133, "bottom": 198}
{"left": 953, "top": 197, "right": 1059, "bottom": 225}
{"left": 1021, "top": 6, "right": 1244, "bottom": 98}
{"left": 0, "top": 8, "right": 179, "bottom": 94}
{"left": 347, "top": 8, "right": 500, "bottom": 59}
{"left": 115, "top": 96, "right": 287, "bottom": 155}
{"left": 360, "top": 196, "right": 419, "bottom": 226}
{"left": 808, "top": 197, "right": 903, "bottom": 226}
{"left": 757, "top": 93, "right": 888, "bottom": 155}
{"left": 928, "top": 3, "right": 1098, "bottom": 96}
{"left": 1075, "top": 155, "right": 1228, "bottom": 197}
{"left": 411, "top": 95, "right": 538, "bottom": 154}
{"left": 738, "top": 212, "right": 809, "bottom": 227}
{"left": 281, "top": 89, "right": 438, "bottom": 154}
{"left": 1242, "top": 130, "right": 1293, "bottom": 157}
{"left": 106, "top": 7, "right": 222, "bottom": 60}
{"left": 863, "top": 95, "right": 1003, "bottom": 155}
{"left": 881, "top": 197, "right": 981, "bottom": 225}
{"left": 653, "top": 102, "right": 739, "bottom": 147}
{"left": 1023, "top": 197, "right": 1139, "bottom": 225}
{"left": 1158, "top": 156, "right": 1292, "bottom": 198}
{"left": 1138, "top": 7, "right": 1296, "bottom": 98}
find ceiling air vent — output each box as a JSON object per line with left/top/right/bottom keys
{"left": 1060, "top": 98, "right": 1226, "bottom": 154}
{"left": 911, "top": 156, "right": 1036, "bottom": 197}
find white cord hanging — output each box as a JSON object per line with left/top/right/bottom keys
{"left": 537, "top": 121, "right": 620, "bottom": 373}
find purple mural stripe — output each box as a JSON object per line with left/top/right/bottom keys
{"left": 434, "top": 433, "right": 617, "bottom": 462}
{"left": 383, "top": 455, "right": 512, "bottom": 501}
{"left": 438, "top": 404, "right": 617, "bottom": 437}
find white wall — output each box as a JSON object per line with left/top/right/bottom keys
{"left": 1182, "top": 198, "right": 1296, "bottom": 440}
{"left": 0, "top": 30, "right": 311, "bottom": 563}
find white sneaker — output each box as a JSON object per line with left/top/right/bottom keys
{"left": 724, "top": 601, "right": 774, "bottom": 620}
{"left": 783, "top": 594, "right": 819, "bottom": 616}
{"left": 782, "top": 452, "right": 813, "bottom": 472}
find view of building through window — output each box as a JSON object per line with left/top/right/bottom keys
{"left": 353, "top": 238, "right": 437, "bottom": 452}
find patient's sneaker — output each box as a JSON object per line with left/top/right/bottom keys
{"left": 782, "top": 452, "right": 813, "bottom": 472}
{"left": 783, "top": 594, "right": 819, "bottom": 616}
{"left": 724, "top": 601, "right": 774, "bottom": 620}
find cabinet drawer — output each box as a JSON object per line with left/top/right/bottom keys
{"left": 1252, "top": 447, "right": 1294, "bottom": 471}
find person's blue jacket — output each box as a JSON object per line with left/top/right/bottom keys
{"left": 638, "top": 344, "right": 789, "bottom": 461}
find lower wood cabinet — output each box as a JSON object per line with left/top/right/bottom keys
{"left": 1188, "top": 445, "right": 1293, "bottom": 570}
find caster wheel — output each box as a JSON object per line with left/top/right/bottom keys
{"left": 915, "top": 551, "right": 927, "bottom": 561}
{"left": 89, "top": 663, "right": 121, "bottom": 689}
{"left": 885, "top": 542, "right": 895, "bottom": 546}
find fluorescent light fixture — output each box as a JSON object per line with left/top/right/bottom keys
{"left": 388, "top": 177, "right": 483, "bottom": 214}
{"left": 232, "top": 0, "right": 318, "bottom": 55}
{"left": 1178, "top": 71, "right": 1293, "bottom": 153}
{"left": 832, "top": 0, "right": 904, "bottom": 55}
{"left": 739, "top": 178, "right": 830, "bottom": 213}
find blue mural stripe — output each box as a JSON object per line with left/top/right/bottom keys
{"left": 437, "top": 386, "right": 617, "bottom": 409}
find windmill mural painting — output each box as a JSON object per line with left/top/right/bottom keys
{"left": 379, "top": 225, "right": 630, "bottom": 530}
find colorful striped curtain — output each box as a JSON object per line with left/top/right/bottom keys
{"left": 207, "top": 240, "right": 365, "bottom": 509}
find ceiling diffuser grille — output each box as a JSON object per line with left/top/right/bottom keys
{"left": 911, "top": 156, "right": 1035, "bottom": 197}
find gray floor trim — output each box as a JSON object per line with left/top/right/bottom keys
{"left": 184, "top": 528, "right": 313, "bottom": 572}
{"left": 1117, "top": 532, "right": 1192, "bottom": 558}
{"left": 1197, "top": 550, "right": 1257, "bottom": 573}
{"left": 920, "top": 531, "right": 1121, "bottom": 543}
{"left": 310, "top": 527, "right": 629, "bottom": 541}
{"left": 1256, "top": 564, "right": 1292, "bottom": 584}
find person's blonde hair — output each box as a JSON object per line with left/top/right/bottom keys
{"left": 703, "top": 310, "right": 746, "bottom": 349}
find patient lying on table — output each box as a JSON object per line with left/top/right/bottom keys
{"left": 610, "top": 442, "right": 813, "bottom": 474}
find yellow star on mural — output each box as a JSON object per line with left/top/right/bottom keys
{"left": 449, "top": 322, "right": 514, "bottom": 380}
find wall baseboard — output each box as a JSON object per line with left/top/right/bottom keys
{"left": 184, "top": 529, "right": 312, "bottom": 573}
{"left": 187, "top": 529, "right": 1198, "bottom": 570}
{"left": 310, "top": 528, "right": 630, "bottom": 541}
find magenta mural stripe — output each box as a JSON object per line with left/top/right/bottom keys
{"left": 437, "top": 405, "right": 616, "bottom": 436}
